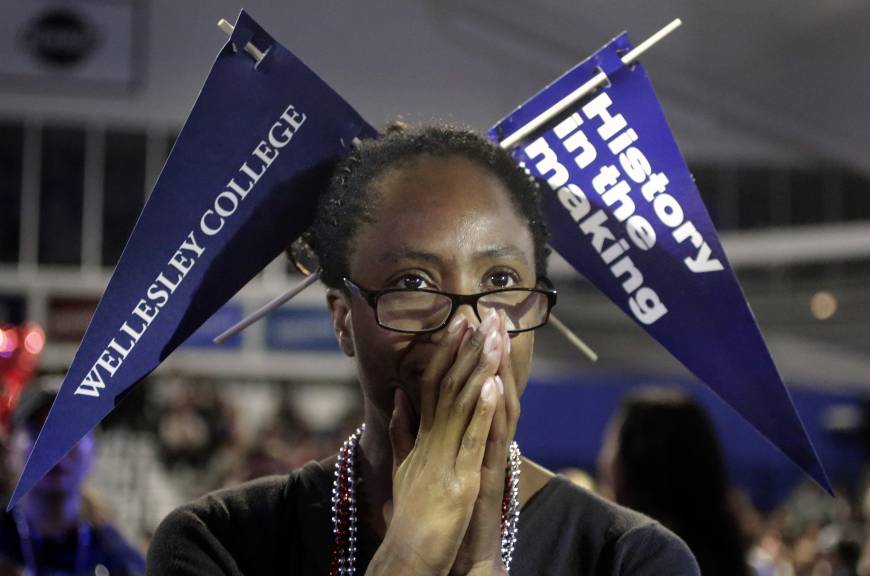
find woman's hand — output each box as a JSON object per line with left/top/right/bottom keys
{"left": 449, "top": 311, "right": 518, "bottom": 576}
{"left": 367, "top": 309, "right": 506, "bottom": 576}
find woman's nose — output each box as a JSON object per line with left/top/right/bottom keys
{"left": 452, "top": 303, "right": 480, "bottom": 329}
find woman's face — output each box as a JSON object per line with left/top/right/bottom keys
{"left": 333, "top": 155, "right": 538, "bottom": 428}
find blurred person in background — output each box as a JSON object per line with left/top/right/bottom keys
{"left": 598, "top": 387, "right": 752, "bottom": 576}
{"left": 813, "top": 522, "right": 862, "bottom": 576}
{"left": 730, "top": 492, "right": 797, "bottom": 576}
{"left": 156, "top": 381, "right": 237, "bottom": 471}
{"left": 0, "top": 379, "right": 145, "bottom": 575}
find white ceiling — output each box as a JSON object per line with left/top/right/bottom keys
{"left": 0, "top": 0, "right": 867, "bottom": 172}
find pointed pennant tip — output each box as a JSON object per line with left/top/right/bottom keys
{"left": 5, "top": 389, "right": 107, "bottom": 511}
{"left": 766, "top": 404, "right": 834, "bottom": 496}
{"left": 7, "top": 431, "right": 74, "bottom": 511}
{"left": 790, "top": 424, "right": 834, "bottom": 497}
{"left": 7, "top": 474, "right": 33, "bottom": 511}
{"left": 812, "top": 459, "right": 835, "bottom": 497}
{"left": 777, "top": 425, "right": 833, "bottom": 497}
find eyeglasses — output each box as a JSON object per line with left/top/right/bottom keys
{"left": 343, "top": 278, "right": 557, "bottom": 334}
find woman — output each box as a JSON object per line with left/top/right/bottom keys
{"left": 599, "top": 388, "right": 752, "bottom": 576}
{"left": 147, "top": 125, "right": 699, "bottom": 575}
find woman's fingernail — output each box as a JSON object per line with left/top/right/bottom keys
{"left": 505, "top": 333, "right": 511, "bottom": 354}
{"left": 495, "top": 375, "right": 504, "bottom": 395}
{"left": 483, "top": 330, "right": 498, "bottom": 354}
{"left": 448, "top": 315, "right": 466, "bottom": 334}
{"left": 481, "top": 377, "right": 495, "bottom": 401}
{"left": 481, "top": 309, "right": 498, "bottom": 333}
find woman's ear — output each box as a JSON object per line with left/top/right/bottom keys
{"left": 326, "top": 288, "right": 355, "bottom": 357}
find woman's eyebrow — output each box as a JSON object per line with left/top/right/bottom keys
{"left": 474, "top": 245, "right": 528, "bottom": 261}
{"left": 378, "top": 249, "right": 444, "bottom": 264}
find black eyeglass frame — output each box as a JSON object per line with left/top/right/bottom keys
{"left": 343, "top": 277, "right": 557, "bottom": 335}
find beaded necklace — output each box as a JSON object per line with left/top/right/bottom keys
{"left": 330, "top": 425, "right": 521, "bottom": 575}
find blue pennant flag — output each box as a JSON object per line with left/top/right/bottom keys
{"left": 8, "top": 10, "right": 377, "bottom": 509}
{"left": 489, "top": 33, "right": 831, "bottom": 492}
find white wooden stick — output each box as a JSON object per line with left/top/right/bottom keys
{"left": 548, "top": 313, "right": 599, "bottom": 362}
{"left": 213, "top": 270, "right": 322, "bottom": 345}
{"left": 499, "top": 18, "right": 682, "bottom": 151}
{"left": 217, "top": 18, "right": 267, "bottom": 63}
{"left": 621, "top": 18, "right": 682, "bottom": 67}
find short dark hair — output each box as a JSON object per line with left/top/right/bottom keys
{"left": 309, "top": 123, "right": 550, "bottom": 289}
{"left": 614, "top": 388, "right": 752, "bottom": 576}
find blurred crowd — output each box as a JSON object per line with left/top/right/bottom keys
{"left": 1, "top": 375, "right": 868, "bottom": 575}
{"left": 146, "top": 377, "right": 363, "bottom": 492}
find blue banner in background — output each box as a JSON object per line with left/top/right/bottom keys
{"left": 181, "top": 304, "right": 244, "bottom": 349}
{"left": 516, "top": 377, "right": 859, "bottom": 512}
{"left": 9, "top": 10, "right": 377, "bottom": 508}
{"left": 265, "top": 308, "right": 338, "bottom": 352}
{"left": 489, "top": 33, "right": 831, "bottom": 492}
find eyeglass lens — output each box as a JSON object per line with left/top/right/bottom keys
{"left": 377, "top": 290, "right": 549, "bottom": 333}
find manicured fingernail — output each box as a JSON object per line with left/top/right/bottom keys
{"left": 505, "top": 333, "right": 511, "bottom": 354}
{"left": 481, "top": 309, "right": 498, "bottom": 333}
{"left": 495, "top": 375, "right": 504, "bottom": 395}
{"left": 448, "top": 315, "right": 466, "bottom": 334}
{"left": 483, "top": 330, "right": 498, "bottom": 354}
{"left": 481, "top": 377, "right": 495, "bottom": 401}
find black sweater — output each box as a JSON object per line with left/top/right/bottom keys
{"left": 147, "top": 460, "right": 699, "bottom": 575}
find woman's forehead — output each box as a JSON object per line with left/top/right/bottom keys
{"left": 351, "top": 156, "right": 535, "bottom": 270}
{"left": 370, "top": 155, "right": 515, "bottom": 219}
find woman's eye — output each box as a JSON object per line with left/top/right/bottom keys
{"left": 394, "top": 274, "right": 429, "bottom": 290}
{"left": 487, "top": 271, "right": 518, "bottom": 289}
